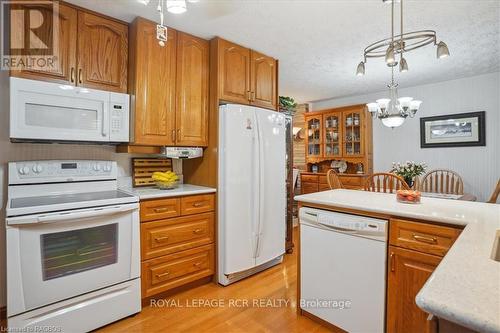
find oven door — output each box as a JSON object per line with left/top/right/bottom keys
{"left": 10, "top": 77, "right": 110, "bottom": 142}
{"left": 6, "top": 203, "right": 140, "bottom": 316}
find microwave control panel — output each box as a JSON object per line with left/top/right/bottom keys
{"left": 109, "top": 93, "right": 130, "bottom": 142}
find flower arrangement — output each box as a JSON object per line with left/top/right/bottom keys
{"left": 279, "top": 96, "right": 297, "bottom": 114}
{"left": 391, "top": 161, "right": 426, "bottom": 187}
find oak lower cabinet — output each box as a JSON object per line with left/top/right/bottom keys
{"left": 127, "top": 18, "right": 209, "bottom": 148}
{"left": 140, "top": 193, "right": 215, "bottom": 299}
{"left": 387, "top": 219, "right": 462, "bottom": 333}
{"left": 214, "top": 37, "right": 278, "bottom": 111}
{"left": 9, "top": 2, "right": 128, "bottom": 92}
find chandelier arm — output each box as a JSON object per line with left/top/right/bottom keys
{"left": 363, "top": 31, "right": 437, "bottom": 58}
{"left": 400, "top": 0, "right": 404, "bottom": 54}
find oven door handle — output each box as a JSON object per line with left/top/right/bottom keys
{"left": 36, "top": 204, "right": 138, "bottom": 224}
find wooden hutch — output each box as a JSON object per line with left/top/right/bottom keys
{"left": 301, "top": 104, "right": 373, "bottom": 193}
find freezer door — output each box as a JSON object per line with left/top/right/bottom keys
{"left": 254, "top": 108, "right": 286, "bottom": 266}
{"left": 218, "top": 105, "right": 259, "bottom": 275}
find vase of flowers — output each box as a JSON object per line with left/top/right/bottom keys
{"left": 390, "top": 161, "right": 426, "bottom": 188}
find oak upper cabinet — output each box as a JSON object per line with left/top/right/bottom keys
{"left": 387, "top": 246, "right": 441, "bottom": 333}
{"left": 129, "top": 18, "right": 177, "bottom": 146}
{"left": 176, "top": 32, "right": 209, "bottom": 146}
{"left": 250, "top": 50, "right": 277, "bottom": 110}
{"left": 9, "top": 3, "right": 127, "bottom": 93}
{"left": 215, "top": 38, "right": 278, "bottom": 110}
{"left": 218, "top": 39, "right": 251, "bottom": 105}
{"left": 10, "top": 3, "right": 77, "bottom": 84}
{"left": 77, "top": 11, "right": 128, "bottom": 93}
{"left": 127, "top": 18, "right": 209, "bottom": 148}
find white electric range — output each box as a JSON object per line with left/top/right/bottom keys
{"left": 6, "top": 160, "right": 141, "bottom": 332}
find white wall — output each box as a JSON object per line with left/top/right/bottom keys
{"left": 311, "top": 72, "right": 500, "bottom": 202}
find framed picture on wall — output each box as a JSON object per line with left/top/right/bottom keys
{"left": 420, "top": 111, "right": 486, "bottom": 148}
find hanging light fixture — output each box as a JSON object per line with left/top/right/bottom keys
{"left": 139, "top": 0, "right": 198, "bottom": 46}
{"left": 366, "top": 67, "right": 422, "bottom": 128}
{"left": 355, "top": 0, "right": 450, "bottom": 76}
{"left": 356, "top": 61, "right": 365, "bottom": 76}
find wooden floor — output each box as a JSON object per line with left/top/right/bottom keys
{"left": 98, "top": 229, "right": 331, "bottom": 333}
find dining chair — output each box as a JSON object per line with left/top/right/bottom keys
{"left": 364, "top": 173, "right": 410, "bottom": 193}
{"left": 326, "top": 169, "right": 343, "bottom": 190}
{"left": 421, "top": 169, "right": 464, "bottom": 195}
{"left": 487, "top": 179, "right": 500, "bottom": 203}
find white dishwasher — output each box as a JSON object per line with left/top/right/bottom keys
{"left": 299, "top": 207, "right": 387, "bottom": 333}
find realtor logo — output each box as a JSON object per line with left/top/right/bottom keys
{"left": 1, "top": 0, "right": 59, "bottom": 70}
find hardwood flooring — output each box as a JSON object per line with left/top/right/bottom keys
{"left": 98, "top": 229, "right": 330, "bottom": 333}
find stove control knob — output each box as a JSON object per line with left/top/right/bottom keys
{"left": 93, "top": 163, "right": 102, "bottom": 171}
{"left": 33, "top": 164, "right": 43, "bottom": 174}
{"left": 19, "top": 166, "right": 30, "bottom": 175}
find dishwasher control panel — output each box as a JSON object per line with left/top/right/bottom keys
{"left": 318, "top": 214, "right": 382, "bottom": 231}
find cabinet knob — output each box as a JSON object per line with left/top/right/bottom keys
{"left": 193, "top": 228, "right": 203, "bottom": 234}
{"left": 412, "top": 234, "right": 437, "bottom": 244}
{"left": 78, "top": 68, "right": 83, "bottom": 84}
{"left": 70, "top": 67, "right": 75, "bottom": 83}
{"left": 153, "top": 207, "right": 169, "bottom": 213}
{"left": 156, "top": 271, "right": 170, "bottom": 279}
{"left": 192, "top": 202, "right": 203, "bottom": 207}
{"left": 154, "top": 235, "right": 169, "bottom": 242}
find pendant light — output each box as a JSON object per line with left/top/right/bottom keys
{"left": 166, "top": 0, "right": 187, "bottom": 14}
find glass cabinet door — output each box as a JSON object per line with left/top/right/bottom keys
{"left": 343, "top": 111, "right": 363, "bottom": 156}
{"left": 306, "top": 116, "right": 322, "bottom": 158}
{"left": 323, "top": 112, "right": 342, "bottom": 158}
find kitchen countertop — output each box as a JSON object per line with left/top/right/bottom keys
{"left": 121, "top": 184, "right": 216, "bottom": 200}
{"left": 294, "top": 189, "right": 500, "bottom": 333}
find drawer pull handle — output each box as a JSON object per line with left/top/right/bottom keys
{"left": 193, "top": 262, "right": 202, "bottom": 268}
{"left": 192, "top": 202, "right": 204, "bottom": 208}
{"left": 412, "top": 234, "right": 437, "bottom": 244}
{"left": 193, "top": 229, "right": 203, "bottom": 234}
{"left": 154, "top": 236, "right": 169, "bottom": 242}
{"left": 153, "top": 207, "right": 169, "bottom": 213}
{"left": 156, "top": 271, "right": 170, "bottom": 278}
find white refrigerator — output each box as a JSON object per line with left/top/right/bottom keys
{"left": 218, "top": 104, "right": 286, "bottom": 286}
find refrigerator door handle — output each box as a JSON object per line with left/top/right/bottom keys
{"left": 255, "top": 111, "right": 265, "bottom": 258}
{"left": 252, "top": 110, "right": 260, "bottom": 259}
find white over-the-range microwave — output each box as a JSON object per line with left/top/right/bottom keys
{"left": 10, "top": 77, "right": 130, "bottom": 143}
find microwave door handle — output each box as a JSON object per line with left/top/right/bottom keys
{"left": 102, "top": 103, "right": 109, "bottom": 137}
{"left": 37, "top": 205, "right": 137, "bottom": 224}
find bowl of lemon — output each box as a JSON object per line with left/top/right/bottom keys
{"left": 152, "top": 171, "right": 179, "bottom": 190}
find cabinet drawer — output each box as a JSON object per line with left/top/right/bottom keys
{"left": 301, "top": 174, "right": 319, "bottom": 183}
{"left": 318, "top": 183, "right": 331, "bottom": 192}
{"left": 141, "top": 212, "right": 214, "bottom": 260}
{"left": 301, "top": 182, "right": 319, "bottom": 194}
{"left": 338, "top": 176, "right": 364, "bottom": 187}
{"left": 140, "top": 198, "right": 180, "bottom": 222}
{"left": 318, "top": 175, "right": 328, "bottom": 185}
{"left": 180, "top": 194, "right": 215, "bottom": 216}
{"left": 389, "top": 219, "right": 461, "bottom": 256}
{"left": 141, "top": 244, "right": 214, "bottom": 298}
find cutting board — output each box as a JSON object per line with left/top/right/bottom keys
{"left": 132, "top": 158, "right": 172, "bottom": 187}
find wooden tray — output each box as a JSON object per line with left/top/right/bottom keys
{"left": 132, "top": 158, "right": 172, "bottom": 187}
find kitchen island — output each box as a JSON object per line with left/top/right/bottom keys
{"left": 294, "top": 189, "right": 500, "bottom": 333}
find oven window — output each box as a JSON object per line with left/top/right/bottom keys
{"left": 41, "top": 224, "right": 118, "bottom": 281}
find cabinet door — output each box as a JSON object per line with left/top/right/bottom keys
{"left": 323, "top": 112, "right": 342, "bottom": 158}
{"left": 387, "top": 246, "right": 442, "bottom": 333}
{"left": 250, "top": 50, "right": 277, "bottom": 110}
{"left": 305, "top": 115, "right": 323, "bottom": 161}
{"left": 343, "top": 110, "right": 364, "bottom": 157}
{"left": 130, "top": 18, "right": 176, "bottom": 146}
{"left": 10, "top": 3, "right": 77, "bottom": 85}
{"left": 176, "top": 32, "right": 209, "bottom": 147}
{"left": 218, "top": 39, "right": 251, "bottom": 104}
{"left": 77, "top": 11, "right": 128, "bottom": 93}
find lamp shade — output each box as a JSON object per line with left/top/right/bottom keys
{"left": 381, "top": 115, "right": 405, "bottom": 128}
{"left": 356, "top": 61, "right": 365, "bottom": 76}
{"left": 385, "top": 46, "right": 396, "bottom": 66}
{"left": 398, "top": 97, "right": 413, "bottom": 109}
{"left": 376, "top": 98, "right": 391, "bottom": 110}
{"left": 410, "top": 100, "right": 422, "bottom": 111}
{"left": 167, "top": 0, "right": 187, "bottom": 13}
{"left": 437, "top": 41, "right": 450, "bottom": 59}
{"left": 366, "top": 102, "right": 379, "bottom": 113}
{"left": 399, "top": 57, "right": 408, "bottom": 72}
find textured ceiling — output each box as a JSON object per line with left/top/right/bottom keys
{"left": 66, "top": 0, "right": 500, "bottom": 103}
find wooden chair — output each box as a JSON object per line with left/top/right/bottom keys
{"left": 487, "top": 179, "right": 500, "bottom": 203}
{"left": 364, "top": 173, "right": 410, "bottom": 193}
{"left": 326, "top": 169, "right": 343, "bottom": 190}
{"left": 421, "top": 169, "right": 464, "bottom": 195}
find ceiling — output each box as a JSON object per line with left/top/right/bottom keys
{"left": 66, "top": 0, "right": 500, "bottom": 103}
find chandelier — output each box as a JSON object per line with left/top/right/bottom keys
{"left": 356, "top": 0, "right": 450, "bottom": 76}
{"left": 366, "top": 67, "right": 422, "bottom": 128}
{"left": 138, "top": 0, "right": 199, "bottom": 46}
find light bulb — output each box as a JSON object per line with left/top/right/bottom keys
{"left": 436, "top": 41, "right": 450, "bottom": 59}
{"left": 382, "top": 115, "right": 405, "bottom": 128}
{"left": 167, "top": 0, "right": 187, "bottom": 14}
{"left": 356, "top": 61, "right": 365, "bottom": 76}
